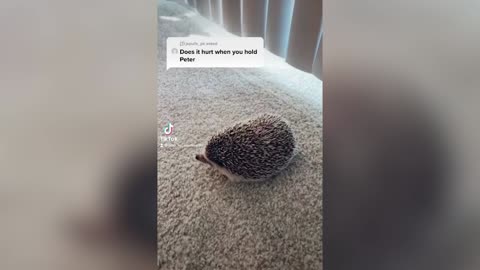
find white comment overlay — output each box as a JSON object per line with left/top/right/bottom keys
{"left": 166, "top": 37, "right": 264, "bottom": 70}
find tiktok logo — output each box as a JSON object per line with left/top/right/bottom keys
{"left": 163, "top": 122, "right": 174, "bottom": 135}
{"left": 160, "top": 122, "right": 177, "bottom": 148}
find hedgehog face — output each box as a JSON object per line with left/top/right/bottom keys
{"left": 195, "top": 154, "right": 211, "bottom": 165}
{"left": 196, "top": 153, "right": 225, "bottom": 169}
{"left": 196, "top": 152, "right": 240, "bottom": 181}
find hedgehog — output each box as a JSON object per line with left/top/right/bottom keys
{"left": 195, "top": 114, "right": 296, "bottom": 182}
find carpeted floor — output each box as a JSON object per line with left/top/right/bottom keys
{"left": 157, "top": 1, "right": 322, "bottom": 269}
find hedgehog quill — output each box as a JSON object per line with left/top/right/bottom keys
{"left": 195, "top": 114, "right": 296, "bottom": 182}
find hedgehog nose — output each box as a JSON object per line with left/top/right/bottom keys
{"left": 196, "top": 154, "right": 210, "bottom": 165}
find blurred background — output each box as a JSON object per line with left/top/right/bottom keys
{"left": 325, "top": 0, "right": 480, "bottom": 269}
{"left": 0, "top": 0, "right": 479, "bottom": 270}
{"left": 0, "top": 0, "right": 157, "bottom": 269}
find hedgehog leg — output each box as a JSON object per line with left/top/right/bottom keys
{"left": 214, "top": 166, "right": 243, "bottom": 182}
{"left": 221, "top": 170, "right": 264, "bottom": 182}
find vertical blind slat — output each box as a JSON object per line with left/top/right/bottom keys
{"left": 266, "top": 0, "right": 294, "bottom": 58}
{"left": 196, "top": 0, "right": 210, "bottom": 18}
{"left": 210, "top": 0, "right": 221, "bottom": 24}
{"left": 242, "top": 0, "right": 267, "bottom": 38}
{"left": 222, "top": 0, "right": 242, "bottom": 36}
{"left": 312, "top": 34, "right": 323, "bottom": 80}
{"left": 286, "top": 0, "right": 322, "bottom": 73}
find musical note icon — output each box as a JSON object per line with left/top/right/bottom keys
{"left": 163, "top": 122, "right": 174, "bottom": 135}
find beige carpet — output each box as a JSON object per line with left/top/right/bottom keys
{"left": 157, "top": 1, "right": 322, "bottom": 269}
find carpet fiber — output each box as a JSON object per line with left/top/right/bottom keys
{"left": 157, "top": 1, "right": 322, "bottom": 269}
